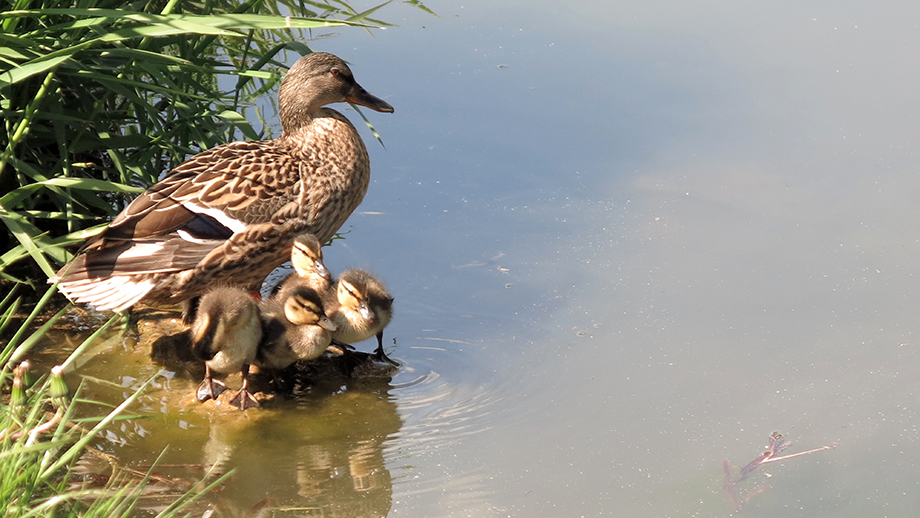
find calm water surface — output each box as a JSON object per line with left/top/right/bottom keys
{"left": 35, "top": 0, "right": 920, "bottom": 516}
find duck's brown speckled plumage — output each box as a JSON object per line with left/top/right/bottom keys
{"left": 51, "top": 52, "right": 393, "bottom": 312}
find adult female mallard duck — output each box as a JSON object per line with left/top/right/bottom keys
{"left": 324, "top": 268, "right": 396, "bottom": 365}
{"left": 258, "top": 285, "right": 338, "bottom": 375}
{"left": 50, "top": 52, "right": 393, "bottom": 313}
{"left": 190, "top": 287, "right": 263, "bottom": 410}
{"left": 270, "top": 233, "right": 332, "bottom": 300}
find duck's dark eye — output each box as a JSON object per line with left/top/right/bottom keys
{"left": 330, "top": 68, "right": 340, "bottom": 77}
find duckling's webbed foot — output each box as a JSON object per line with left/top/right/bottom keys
{"left": 229, "top": 365, "right": 260, "bottom": 410}
{"left": 196, "top": 367, "right": 228, "bottom": 402}
{"left": 229, "top": 388, "right": 260, "bottom": 409}
{"left": 373, "top": 347, "right": 399, "bottom": 366}
{"left": 373, "top": 332, "right": 399, "bottom": 366}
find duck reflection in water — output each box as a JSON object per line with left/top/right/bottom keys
{"left": 199, "top": 381, "right": 400, "bottom": 516}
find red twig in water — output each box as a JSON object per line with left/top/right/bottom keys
{"left": 723, "top": 432, "right": 838, "bottom": 513}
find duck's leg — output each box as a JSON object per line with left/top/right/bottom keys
{"left": 372, "top": 331, "right": 399, "bottom": 366}
{"left": 196, "top": 365, "right": 227, "bottom": 402}
{"left": 228, "top": 364, "right": 260, "bottom": 410}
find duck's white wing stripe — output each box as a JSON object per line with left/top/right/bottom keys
{"left": 112, "top": 242, "right": 166, "bottom": 260}
{"left": 177, "top": 230, "right": 223, "bottom": 245}
{"left": 182, "top": 203, "right": 248, "bottom": 234}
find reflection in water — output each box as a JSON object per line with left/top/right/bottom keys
{"left": 200, "top": 387, "right": 399, "bottom": 517}
{"left": 25, "top": 279, "right": 507, "bottom": 515}
{"left": 32, "top": 311, "right": 404, "bottom": 516}
{"left": 29, "top": 294, "right": 515, "bottom": 516}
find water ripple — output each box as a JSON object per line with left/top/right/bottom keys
{"left": 383, "top": 335, "right": 506, "bottom": 507}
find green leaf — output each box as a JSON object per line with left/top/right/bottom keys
{"left": 0, "top": 56, "right": 64, "bottom": 87}
{"left": 0, "top": 206, "right": 57, "bottom": 277}
{"left": 0, "top": 177, "right": 142, "bottom": 209}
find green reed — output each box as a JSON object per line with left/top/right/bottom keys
{"left": 0, "top": 0, "right": 406, "bottom": 293}
{"left": 0, "top": 287, "right": 230, "bottom": 516}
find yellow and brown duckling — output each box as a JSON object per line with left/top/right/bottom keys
{"left": 325, "top": 269, "right": 396, "bottom": 365}
{"left": 271, "top": 233, "right": 332, "bottom": 300}
{"left": 190, "top": 287, "right": 263, "bottom": 410}
{"left": 51, "top": 52, "right": 393, "bottom": 313}
{"left": 258, "top": 286, "right": 338, "bottom": 378}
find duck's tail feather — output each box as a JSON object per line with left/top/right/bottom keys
{"left": 54, "top": 276, "right": 155, "bottom": 313}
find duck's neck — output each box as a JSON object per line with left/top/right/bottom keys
{"left": 279, "top": 101, "right": 317, "bottom": 133}
{"left": 276, "top": 107, "right": 321, "bottom": 156}
{"left": 276, "top": 108, "right": 359, "bottom": 158}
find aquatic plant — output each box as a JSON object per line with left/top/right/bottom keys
{"left": 0, "top": 288, "right": 229, "bottom": 515}
{"left": 723, "top": 431, "right": 838, "bottom": 512}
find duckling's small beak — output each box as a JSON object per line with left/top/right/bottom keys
{"left": 358, "top": 301, "right": 374, "bottom": 323}
{"left": 320, "top": 316, "right": 338, "bottom": 332}
{"left": 315, "top": 262, "right": 331, "bottom": 280}
{"left": 347, "top": 86, "right": 394, "bottom": 113}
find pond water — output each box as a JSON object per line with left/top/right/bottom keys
{"left": 30, "top": 0, "right": 920, "bottom": 516}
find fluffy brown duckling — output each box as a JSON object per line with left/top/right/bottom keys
{"left": 324, "top": 269, "right": 396, "bottom": 365}
{"left": 258, "top": 286, "right": 338, "bottom": 379}
{"left": 190, "top": 287, "right": 262, "bottom": 410}
{"left": 271, "top": 233, "right": 332, "bottom": 300}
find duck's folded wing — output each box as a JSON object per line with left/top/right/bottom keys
{"left": 70, "top": 237, "right": 222, "bottom": 277}
{"left": 51, "top": 143, "right": 306, "bottom": 311}
{"left": 104, "top": 143, "right": 299, "bottom": 241}
{"left": 62, "top": 142, "right": 301, "bottom": 278}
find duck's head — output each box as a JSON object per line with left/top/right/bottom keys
{"left": 336, "top": 270, "right": 374, "bottom": 322}
{"left": 284, "top": 287, "right": 338, "bottom": 332}
{"left": 279, "top": 52, "right": 394, "bottom": 132}
{"left": 290, "top": 233, "right": 331, "bottom": 281}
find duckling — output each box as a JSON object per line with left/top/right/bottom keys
{"left": 271, "top": 233, "right": 332, "bottom": 300}
{"left": 259, "top": 286, "right": 338, "bottom": 378}
{"left": 325, "top": 269, "right": 397, "bottom": 365}
{"left": 51, "top": 52, "right": 393, "bottom": 313}
{"left": 190, "top": 287, "right": 262, "bottom": 410}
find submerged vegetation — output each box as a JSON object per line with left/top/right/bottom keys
{"left": 0, "top": 0, "right": 418, "bottom": 513}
